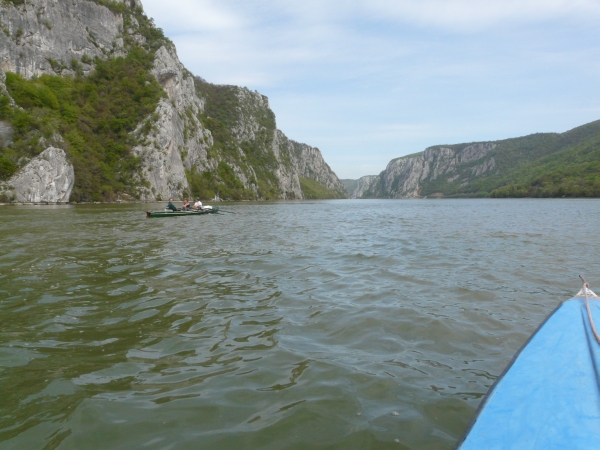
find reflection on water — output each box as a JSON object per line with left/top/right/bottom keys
{"left": 1, "top": 199, "right": 599, "bottom": 449}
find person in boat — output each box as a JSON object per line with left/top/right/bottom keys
{"left": 182, "top": 198, "right": 191, "bottom": 211}
{"left": 166, "top": 198, "right": 178, "bottom": 211}
{"left": 193, "top": 198, "right": 203, "bottom": 211}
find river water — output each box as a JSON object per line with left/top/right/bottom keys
{"left": 1, "top": 199, "right": 599, "bottom": 449}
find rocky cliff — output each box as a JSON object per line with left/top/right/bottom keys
{"left": 354, "top": 119, "right": 600, "bottom": 198}
{"left": 349, "top": 175, "right": 378, "bottom": 198}
{"left": 355, "top": 143, "right": 498, "bottom": 198}
{"left": 0, "top": 0, "right": 139, "bottom": 78}
{"left": 1, "top": 146, "right": 73, "bottom": 202}
{"left": 0, "top": 0, "right": 345, "bottom": 202}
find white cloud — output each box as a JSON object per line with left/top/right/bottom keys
{"left": 361, "top": 0, "right": 600, "bottom": 30}
{"left": 143, "top": 0, "right": 600, "bottom": 34}
{"left": 144, "top": 0, "right": 600, "bottom": 89}
{"left": 142, "top": 0, "right": 241, "bottom": 32}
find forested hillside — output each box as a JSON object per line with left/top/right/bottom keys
{"left": 351, "top": 120, "right": 600, "bottom": 199}
{"left": 487, "top": 122, "right": 600, "bottom": 197}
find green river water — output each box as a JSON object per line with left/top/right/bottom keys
{"left": 1, "top": 199, "right": 599, "bottom": 449}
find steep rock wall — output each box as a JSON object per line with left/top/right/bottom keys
{"left": 0, "top": 0, "right": 127, "bottom": 78}
{"left": 285, "top": 135, "right": 346, "bottom": 195}
{"left": 133, "top": 47, "right": 345, "bottom": 201}
{"left": 133, "top": 45, "right": 213, "bottom": 201}
{"left": 357, "top": 143, "right": 497, "bottom": 198}
{"left": 350, "top": 175, "right": 378, "bottom": 198}
{"left": 194, "top": 81, "right": 344, "bottom": 200}
{"left": 1, "top": 146, "right": 74, "bottom": 202}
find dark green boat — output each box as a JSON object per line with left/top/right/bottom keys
{"left": 146, "top": 206, "right": 219, "bottom": 218}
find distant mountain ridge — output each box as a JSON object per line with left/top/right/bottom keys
{"left": 350, "top": 120, "right": 600, "bottom": 198}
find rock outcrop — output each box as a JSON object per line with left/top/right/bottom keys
{"left": 0, "top": 0, "right": 128, "bottom": 78}
{"left": 290, "top": 137, "right": 346, "bottom": 194}
{"left": 350, "top": 175, "right": 378, "bottom": 198}
{"left": 132, "top": 45, "right": 213, "bottom": 201}
{"left": 355, "top": 143, "right": 497, "bottom": 198}
{"left": 1, "top": 146, "right": 74, "bottom": 202}
{"left": 195, "top": 82, "right": 345, "bottom": 200}
{"left": 0, "top": 119, "right": 12, "bottom": 146}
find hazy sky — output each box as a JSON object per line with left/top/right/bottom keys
{"left": 141, "top": 0, "right": 600, "bottom": 179}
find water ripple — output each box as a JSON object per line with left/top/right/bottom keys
{"left": 1, "top": 199, "right": 599, "bottom": 449}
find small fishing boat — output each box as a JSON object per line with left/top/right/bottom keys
{"left": 146, "top": 206, "right": 219, "bottom": 218}
{"left": 457, "top": 277, "right": 600, "bottom": 449}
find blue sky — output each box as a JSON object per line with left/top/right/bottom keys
{"left": 141, "top": 0, "right": 600, "bottom": 179}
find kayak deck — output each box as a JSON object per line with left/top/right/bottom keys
{"left": 146, "top": 206, "right": 219, "bottom": 218}
{"left": 458, "top": 290, "right": 600, "bottom": 449}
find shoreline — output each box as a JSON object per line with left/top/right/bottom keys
{"left": 2, "top": 197, "right": 599, "bottom": 206}
{"left": 0, "top": 199, "right": 291, "bottom": 206}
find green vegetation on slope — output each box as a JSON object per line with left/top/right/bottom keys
{"left": 1, "top": 0, "right": 24, "bottom": 6}
{"left": 0, "top": 47, "right": 165, "bottom": 201}
{"left": 341, "top": 179, "right": 358, "bottom": 196}
{"left": 194, "top": 78, "right": 283, "bottom": 200}
{"left": 196, "top": 81, "right": 241, "bottom": 130}
{"left": 489, "top": 136, "right": 600, "bottom": 197}
{"left": 185, "top": 162, "right": 249, "bottom": 201}
{"left": 0, "top": 2, "right": 174, "bottom": 201}
{"left": 415, "top": 120, "right": 600, "bottom": 198}
{"left": 299, "top": 177, "right": 343, "bottom": 199}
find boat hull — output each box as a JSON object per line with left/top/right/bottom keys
{"left": 457, "top": 294, "right": 600, "bottom": 449}
{"left": 146, "top": 207, "right": 219, "bottom": 218}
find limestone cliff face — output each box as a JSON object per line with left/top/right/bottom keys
{"left": 350, "top": 175, "right": 378, "bottom": 198}
{"left": 356, "top": 143, "right": 497, "bottom": 198}
{"left": 215, "top": 85, "right": 345, "bottom": 198}
{"left": 132, "top": 45, "right": 213, "bottom": 201}
{"left": 0, "top": 0, "right": 132, "bottom": 78}
{"left": 1, "top": 146, "right": 74, "bottom": 202}
{"left": 0, "top": 0, "right": 344, "bottom": 202}
{"left": 133, "top": 48, "right": 344, "bottom": 200}
{"left": 285, "top": 135, "right": 346, "bottom": 195}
